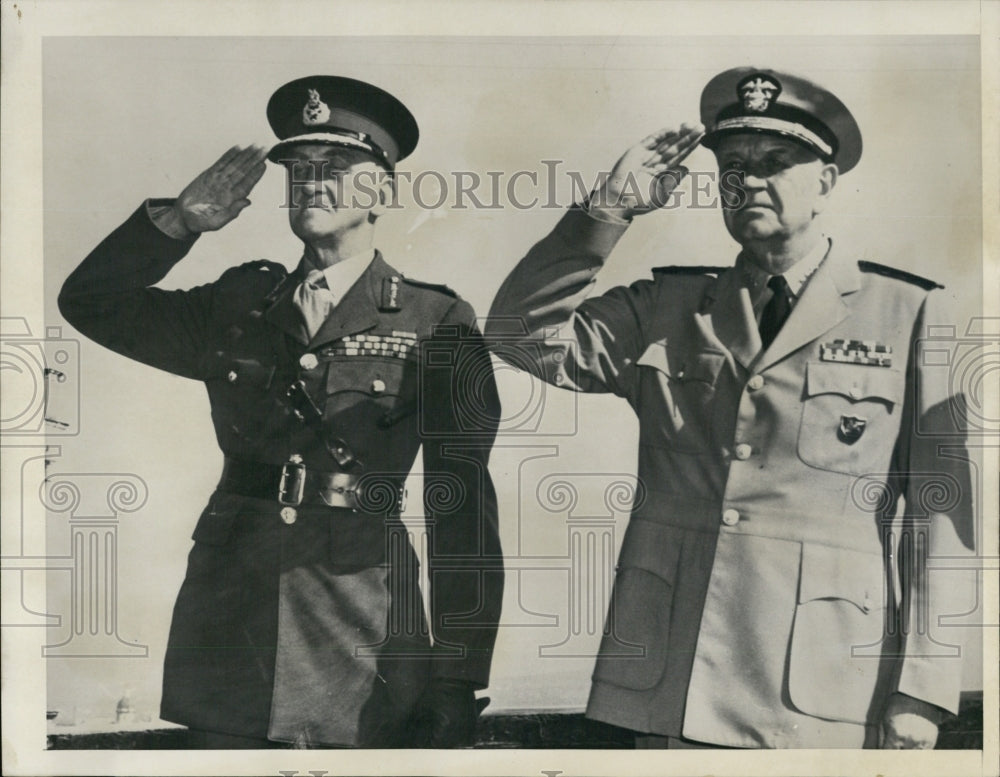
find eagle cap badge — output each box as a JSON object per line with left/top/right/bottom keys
{"left": 738, "top": 74, "right": 782, "bottom": 113}
{"left": 302, "top": 88, "right": 331, "bottom": 126}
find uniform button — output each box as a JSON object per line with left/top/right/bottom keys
{"left": 280, "top": 506, "right": 297, "bottom": 525}
{"left": 849, "top": 385, "right": 862, "bottom": 399}
{"left": 722, "top": 508, "right": 740, "bottom": 526}
{"left": 734, "top": 443, "right": 752, "bottom": 460}
{"left": 299, "top": 353, "right": 319, "bottom": 371}
{"left": 747, "top": 374, "right": 764, "bottom": 391}
{"left": 371, "top": 379, "right": 386, "bottom": 394}
{"left": 227, "top": 370, "right": 238, "bottom": 383}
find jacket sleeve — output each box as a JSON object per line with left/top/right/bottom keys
{"left": 893, "top": 288, "right": 978, "bottom": 716}
{"left": 420, "top": 298, "right": 504, "bottom": 688}
{"left": 484, "top": 207, "right": 658, "bottom": 397}
{"left": 57, "top": 200, "right": 214, "bottom": 380}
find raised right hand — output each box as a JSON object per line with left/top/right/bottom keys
{"left": 590, "top": 123, "right": 704, "bottom": 220}
{"left": 173, "top": 145, "right": 269, "bottom": 233}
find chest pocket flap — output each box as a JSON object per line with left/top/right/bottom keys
{"left": 637, "top": 342, "right": 726, "bottom": 385}
{"left": 805, "top": 362, "right": 903, "bottom": 406}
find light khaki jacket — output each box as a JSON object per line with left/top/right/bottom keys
{"left": 485, "top": 209, "right": 976, "bottom": 748}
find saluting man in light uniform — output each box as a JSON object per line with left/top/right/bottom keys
{"left": 486, "top": 67, "right": 975, "bottom": 749}
{"left": 59, "top": 76, "right": 504, "bottom": 749}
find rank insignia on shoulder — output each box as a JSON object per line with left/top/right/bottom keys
{"left": 380, "top": 276, "right": 402, "bottom": 312}
{"left": 652, "top": 265, "right": 728, "bottom": 276}
{"left": 858, "top": 260, "right": 943, "bottom": 290}
{"left": 820, "top": 339, "right": 892, "bottom": 367}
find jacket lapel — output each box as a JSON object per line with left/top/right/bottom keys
{"left": 261, "top": 264, "right": 310, "bottom": 345}
{"left": 306, "top": 253, "right": 387, "bottom": 349}
{"left": 754, "top": 242, "right": 861, "bottom": 372}
{"left": 702, "top": 267, "right": 761, "bottom": 372}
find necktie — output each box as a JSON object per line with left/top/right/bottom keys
{"left": 758, "top": 275, "right": 792, "bottom": 350}
{"left": 293, "top": 269, "right": 336, "bottom": 339}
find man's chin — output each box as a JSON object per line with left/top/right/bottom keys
{"left": 728, "top": 219, "right": 779, "bottom": 244}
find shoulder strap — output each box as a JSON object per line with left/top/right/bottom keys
{"left": 858, "top": 260, "right": 943, "bottom": 290}
{"left": 652, "top": 265, "right": 729, "bottom": 276}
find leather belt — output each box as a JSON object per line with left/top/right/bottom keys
{"left": 218, "top": 456, "right": 402, "bottom": 512}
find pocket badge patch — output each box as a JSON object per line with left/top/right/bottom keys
{"left": 838, "top": 415, "right": 868, "bottom": 444}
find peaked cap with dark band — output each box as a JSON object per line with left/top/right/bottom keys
{"left": 700, "top": 67, "right": 862, "bottom": 173}
{"left": 266, "top": 75, "right": 419, "bottom": 168}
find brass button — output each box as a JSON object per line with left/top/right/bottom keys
{"left": 722, "top": 508, "right": 740, "bottom": 527}
{"left": 849, "top": 385, "right": 862, "bottom": 400}
{"left": 280, "top": 506, "right": 297, "bottom": 525}
{"left": 299, "top": 353, "right": 319, "bottom": 371}
{"left": 747, "top": 374, "right": 764, "bottom": 391}
{"left": 372, "top": 379, "right": 386, "bottom": 394}
{"left": 734, "top": 443, "right": 752, "bottom": 460}
{"left": 227, "top": 370, "right": 238, "bottom": 383}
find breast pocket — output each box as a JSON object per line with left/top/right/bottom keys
{"left": 592, "top": 519, "right": 682, "bottom": 690}
{"left": 797, "top": 362, "right": 904, "bottom": 477}
{"left": 324, "top": 357, "right": 417, "bottom": 427}
{"left": 636, "top": 343, "right": 726, "bottom": 454}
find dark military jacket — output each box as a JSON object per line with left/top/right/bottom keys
{"left": 486, "top": 208, "right": 976, "bottom": 748}
{"left": 59, "top": 202, "right": 504, "bottom": 746}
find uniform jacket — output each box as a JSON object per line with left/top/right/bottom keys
{"left": 485, "top": 208, "right": 976, "bottom": 748}
{"left": 59, "top": 201, "right": 504, "bottom": 747}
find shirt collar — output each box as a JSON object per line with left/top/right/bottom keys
{"left": 741, "top": 236, "right": 831, "bottom": 306}
{"left": 782, "top": 236, "right": 830, "bottom": 299}
{"left": 302, "top": 249, "right": 376, "bottom": 304}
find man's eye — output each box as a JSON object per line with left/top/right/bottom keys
{"left": 287, "top": 162, "right": 341, "bottom": 180}
{"left": 761, "top": 156, "right": 792, "bottom": 176}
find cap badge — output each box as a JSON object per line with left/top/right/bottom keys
{"left": 302, "top": 88, "right": 331, "bottom": 126}
{"left": 738, "top": 75, "right": 782, "bottom": 113}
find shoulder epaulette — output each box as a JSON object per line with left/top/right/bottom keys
{"left": 243, "top": 259, "right": 289, "bottom": 277}
{"left": 858, "top": 260, "right": 942, "bottom": 290}
{"left": 652, "top": 265, "right": 729, "bottom": 276}
{"left": 221, "top": 259, "right": 289, "bottom": 281}
{"left": 400, "top": 275, "right": 458, "bottom": 298}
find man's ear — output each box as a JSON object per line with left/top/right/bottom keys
{"left": 369, "top": 171, "right": 396, "bottom": 220}
{"left": 813, "top": 162, "right": 839, "bottom": 215}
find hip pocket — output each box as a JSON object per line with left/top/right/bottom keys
{"left": 592, "top": 520, "right": 682, "bottom": 690}
{"left": 787, "top": 543, "right": 889, "bottom": 724}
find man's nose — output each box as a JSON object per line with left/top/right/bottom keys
{"left": 290, "top": 178, "right": 330, "bottom": 204}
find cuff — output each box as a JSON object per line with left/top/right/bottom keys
{"left": 580, "top": 194, "right": 633, "bottom": 226}
{"left": 145, "top": 198, "right": 197, "bottom": 241}
{"left": 554, "top": 205, "right": 631, "bottom": 257}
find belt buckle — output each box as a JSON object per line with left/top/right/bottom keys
{"left": 278, "top": 455, "right": 306, "bottom": 506}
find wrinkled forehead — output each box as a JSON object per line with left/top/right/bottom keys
{"left": 712, "top": 132, "right": 821, "bottom": 163}
{"left": 276, "top": 143, "right": 383, "bottom": 172}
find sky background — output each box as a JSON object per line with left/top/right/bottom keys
{"left": 29, "top": 34, "right": 985, "bottom": 726}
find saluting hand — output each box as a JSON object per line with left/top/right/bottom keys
{"left": 173, "top": 145, "right": 269, "bottom": 233}
{"left": 590, "top": 123, "right": 705, "bottom": 220}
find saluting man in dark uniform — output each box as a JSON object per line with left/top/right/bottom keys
{"left": 486, "top": 67, "right": 975, "bottom": 749}
{"left": 59, "top": 76, "right": 504, "bottom": 749}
